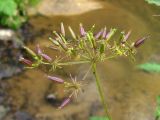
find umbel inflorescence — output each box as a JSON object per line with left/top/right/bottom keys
{"left": 20, "top": 23, "right": 147, "bottom": 119}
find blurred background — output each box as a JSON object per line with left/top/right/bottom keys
{"left": 0, "top": 0, "right": 160, "bottom": 120}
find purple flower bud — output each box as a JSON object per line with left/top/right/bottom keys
{"left": 80, "top": 24, "right": 86, "bottom": 36}
{"left": 95, "top": 29, "right": 103, "bottom": 39}
{"left": 36, "top": 44, "right": 42, "bottom": 55}
{"left": 47, "top": 76, "right": 64, "bottom": 83}
{"left": 61, "top": 22, "right": 65, "bottom": 36}
{"left": 105, "top": 31, "right": 110, "bottom": 39}
{"left": 19, "top": 56, "right": 32, "bottom": 66}
{"left": 102, "top": 27, "right": 107, "bottom": 38}
{"left": 58, "top": 97, "right": 71, "bottom": 109}
{"left": 41, "top": 53, "right": 52, "bottom": 62}
{"left": 58, "top": 94, "right": 72, "bottom": 109}
{"left": 105, "top": 28, "right": 117, "bottom": 40}
{"left": 123, "top": 30, "right": 131, "bottom": 42}
{"left": 134, "top": 37, "right": 148, "bottom": 48}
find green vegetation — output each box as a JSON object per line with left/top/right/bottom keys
{"left": 156, "top": 96, "right": 160, "bottom": 120}
{"left": 145, "top": 0, "right": 160, "bottom": 6}
{"left": 90, "top": 116, "right": 109, "bottom": 120}
{"left": 138, "top": 62, "right": 160, "bottom": 73}
{"left": 0, "top": 0, "right": 40, "bottom": 29}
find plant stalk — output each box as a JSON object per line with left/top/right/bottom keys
{"left": 92, "top": 63, "right": 111, "bottom": 120}
{"left": 42, "top": 60, "right": 90, "bottom": 66}
{"left": 58, "top": 60, "right": 90, "bottom": 66}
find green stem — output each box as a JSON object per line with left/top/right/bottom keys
{"left": 92, "top": 63, "right": 111, "bottom": 120}
{"left": 105, "top": 55, "right": 117, "bottom": 60}
{"left": 58, "top": 60, "right": 90, "bottom": 66}
{"left": 41, "top": 60, "right": 90, "bottom": 66}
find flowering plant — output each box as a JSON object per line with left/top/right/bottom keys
{"left": 20, "top": 23, "right": 147, "bottom": 120}
{"left": 0, "top": 0, "right": 40, "bottom": 29}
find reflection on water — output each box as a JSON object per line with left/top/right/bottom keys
{"left": 6, "top": 0, "right": 160, "bottom": 120}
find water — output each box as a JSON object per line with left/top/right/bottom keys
{"left": 6, "top": 0, "right": 160, "bottom": 120}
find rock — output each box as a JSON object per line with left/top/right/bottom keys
{"left": 0, "top": 92, "right": 6, "bottom": 104}
{"left": 19, "top": 22, "right": 37, "bottom": 42}
{"left": 45, "top": 93, "right": 61, "bottom": 106}
{"left": 35, "top": 82, "right": 102, "bottom": 120}
{"left": 14, "top": 111, "right": 34, "bottom": 120}
{"left": 0, "top": 29, "right": 23, "bottom": 80}
{"left": 0, "top": 29, "right": 15, "bottom": 41}
{"left": 0, "top": 105, "right": 9, "bottom": 120}
{"left": 0, "top": 64, "right": 22, "bottom": 80}
{"left": 28, "top": 0, "right": 103, "bottom": 16}
{"left": 0, "top": 29, "right": 23, "bottom": 47}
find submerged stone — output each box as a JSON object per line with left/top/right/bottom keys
{"left": 28, "top": 0, "right": 103, "bottom": 16}
{"left": 14, "top": 111, "right": 34, "bottom": 120}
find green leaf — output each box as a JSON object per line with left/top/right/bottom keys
{"left": 14, "top": 0, "right": 41, "bottom": 6}
{"left": 0, "top": 16, "right": 24, "bottom": 29}
{"left": 0, "top": 0, "right": 40, "bottom": 29}
{"left": 28, "top": 0, "right": 41, "bottom": 6}
{"left": 14, "top": 0, "right": 22, "bottom": 4}
{"left": 155, "top": 96, "right": 160, "bottom": 119}
{"left": 89, "top": 116, "right": 109, "bottom": 120}
{"left": 137, "top": 62, "right": 160, "bottom": 73}
{"left": 145, "top": 0, "right": 160, "bottom": 6}
{"left": 157, "top": 96, "right": 160, "bottom": 104}
{"left": 0, "top": 0, "right": 17, "bottom": 16}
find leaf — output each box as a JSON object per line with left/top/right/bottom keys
{"left": 145, "top": 0, "right": 160, "bottom": 6}
{"left": 0, "top": 0, "right": 40, "bottom": 29}
{"left": 28, "top": 0, "right": 41, "bottom": 6}
{"left": 15, "top": 0, "right": 41, "bottom": 6}
{"left": 137, "top": 62, "right": 160, "bottom": 73}
{"left": 0, "top": 0, "right": 17, "bottom": 16}
{"left": 157, "top": 96, "right": 160, "bottom": 105}
{"left": 1, "top": 16, "right": 23, "bottom": 29}
{"left": 155, "top": 96, "right": 160, "bottom": 119}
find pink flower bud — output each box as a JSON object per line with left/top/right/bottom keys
{"left": 105, "top": 32, "right": 109, "bottom": 39}
{"left": 41, "top": 53, "right": 52, "bottom": 62}
{"left": 58, "top": 98, "right": 71, "bottom": 109}
{"left": 47, "top": 76, "right": 64, "bottom": 83}
{"left": 35, "top": 44, "right": 52, "bottom": 62}
{"left": 105, "top": 28, "right": 117, "bottom": 40}
{"left": 80, "top": 24, "right": 86, "bottom": 36}
{"left": 95, "top": 29, "right": 103, "bottom": 39}
{"left": 123, "top": 30, "right": 131, "bottom": 43}
{"left": 102, "top": 27, "right": 107, "bottom": 38}
{"left": 19, "top": 57, "right": 32, "bottom": 66}
{"left": 134, "top": 37, "right": 148, "bottom": 48}
{"left": 36, "top": 44, "right": 42, "bottom": 55}
{"left": 61, "top": 22, "right": 65, "bottom": 36}
{"left": 58, "top": 94, "right": 72, "bottom": 109}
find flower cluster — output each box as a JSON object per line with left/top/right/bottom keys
{"left": 48, "top": 23, "right": 147, "bottom": 63}
{"left": 20, "top": 23, "right": 147, "bottom": 110}
{"left": 19, "top": 45, "right": 52, "bottom": 69}
{"left": 20, "top": 23, "right": 147, "bottom": 69}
